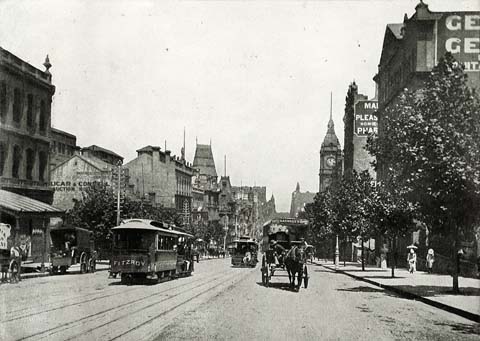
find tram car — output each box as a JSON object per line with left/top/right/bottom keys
{"left": 109, "top": 219, "right": 195, "bottom": 284}
{"left": 230, "top": 237, "right": 258, "bottom": 267}
{"left": 50, "top": 226, "right": 96, "bottom": 274}
{"left": 261, "top": 218, "right": 310, "bottom": 291}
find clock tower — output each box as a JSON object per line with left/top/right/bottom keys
{"left": 319, "top": 94, "right": 343, "bottom": 192}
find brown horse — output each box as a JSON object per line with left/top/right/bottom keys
{"left": 284, "top": 245, "right": 306, "bottom": 291}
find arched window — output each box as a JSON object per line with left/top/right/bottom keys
{"left": 26, "top": 94, "right": 34, "bottom": 127}
{"left": 39, "top": 100, "right": 47, "bottom": 132}
{"left": 12, "top": 145, "right": 22, "bottom": 178}
{"left": 0, "top": 144, "right": 5, "bottom": 176}
{"left": 13, "top": 88, "right": 22, "bottom": 123}
{"left": 26, "top": 148, "right": 35, "bottom": 180}
{"left": 39, "top": 151, "right": 47, "bottom": 182}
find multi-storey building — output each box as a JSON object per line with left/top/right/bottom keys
{"left": 50, "top": 127, "right": 79, "bottom": 170}
{"left": 0, "top": 46, "right": 63, "bottom": 264}
{"left": 343, "top": 81, "right": 378, "bottom": 179}
{"left": 124, "top": 145, "right": 194, "bottom": 215}
{"left": 0, "top": 47, "right": 55, "bottom": 204}
{"left": 374, "top": 1, "right": 480, "bottom": 180}
{"left": 81, "top": 145, "right": 123, "bottom": 166}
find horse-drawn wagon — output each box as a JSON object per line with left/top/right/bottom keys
{"left": 230, "top": 237, "right": 258, "bottom": 267}
{"left": 50, "top": 226, "right": 97, "bottom": 274}
{"left": 260, "top": 218, "right": 309, "bottom": 291}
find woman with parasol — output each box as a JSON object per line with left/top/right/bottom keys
{"left": 407, "top": 245, "right": 417, "bottom": 274}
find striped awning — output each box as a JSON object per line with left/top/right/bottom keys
{"left": 0, "top": 189, "right": 64, "bottom": 215}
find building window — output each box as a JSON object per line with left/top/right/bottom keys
{"left": 26, "top": 94, "right": 34, "bottom": 127}
{"left": 0, "top": 81, "right": 6, "bottom": 121}
{"left": 13, "top": 88, "right": 22, "bottom": 123}
{"left": 416, "top": 25, "right": 434, "bottom": 72}
{"left": 39, "top": 100, "right": 47, "bottom": 132}
{"left": 12, "top": 145, "right": 22, "bottom": 178}
{"left": 39, "top": 151, "right": 47, "bottom": 181}
{"left": 0, "top": 144, "right": 5, "bottom": 176}
{"left": 25, "top": 148, "right": 35, "bottom": 180}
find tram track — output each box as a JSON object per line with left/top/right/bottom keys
{"left": 107, "top": 268, "right": 254, "bottom": 341}
{"left": 11, "top": 268, "right": 234, "bottom": 341}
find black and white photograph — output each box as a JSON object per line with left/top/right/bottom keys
{"left": 0, "top": 0, "right": 479, "bottom": 340}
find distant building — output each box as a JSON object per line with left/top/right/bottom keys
{"left": 290, "top": 182, "right": 315, "bottom": 218}
{"left": 50, "top": 127, "right": 79, "bottom": 170}
{"left": 81, "top": 145, "right": 123, "bottom": 166}
{"left": 343, "top": 82, "right": 377, "bottom": 179}
{"left": 124, "top": 146, "right": 194, "bottom": 214}
{"left": 319, "top": 96, "right": 343, "bottom": 192}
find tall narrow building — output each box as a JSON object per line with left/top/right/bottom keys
{"left": 319, "top": 94, "right": 343, "bottom": 192}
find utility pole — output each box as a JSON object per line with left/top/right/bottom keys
{"left": 116, "top": 161, "right": 122, "bottom": 226}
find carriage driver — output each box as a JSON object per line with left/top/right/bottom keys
{"left": 271, "top": 240, "right": 286, "bottom": 266}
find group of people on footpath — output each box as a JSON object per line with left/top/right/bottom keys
{"left": 407, "top": 247, "right": 435, "bottom": 274}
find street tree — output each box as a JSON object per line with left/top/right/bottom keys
{"left": 369, "top": 181, "right": 419, "bottom": 278}
{"left": 367, "top": 53, "right": 480, "bottom": 291}
{"left": 66, "top": 183, "right": 182, "bottom": 250}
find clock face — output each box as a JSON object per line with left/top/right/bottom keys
{"left": 326, "top": 157, "right": 336, "bottom": 167}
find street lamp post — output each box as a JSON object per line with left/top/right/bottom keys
{"left": 335, "top": 234, "right": 339, "bottom": 270}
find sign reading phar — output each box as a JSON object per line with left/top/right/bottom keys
{"left": 354, "top": 100, "right": 378, "bottom": 136}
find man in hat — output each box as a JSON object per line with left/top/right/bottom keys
{"left": 271, "top": 240, "right": 286, "bottom": 266}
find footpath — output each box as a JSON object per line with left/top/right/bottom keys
{"left": 318, "top": 261, "right": 480, "bottom": 323}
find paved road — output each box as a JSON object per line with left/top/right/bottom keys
{"left": 1, "top": 258, "right": 479, "bottom": 341}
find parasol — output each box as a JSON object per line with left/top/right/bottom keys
{"left": 406, "top": 245, "right": 418, "bottom": 249}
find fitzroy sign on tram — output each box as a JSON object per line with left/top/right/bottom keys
{"left": 354, "top": 100, "right": 378, "bottom": 136}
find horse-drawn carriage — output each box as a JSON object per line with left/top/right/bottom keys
{"left": 230, "top": 237, "right": 258, "bottom": 267}
{"left": 260, "top": 218, "right": 310, "bottom": 291}
{"left": 50, "top": 226, "right": 96, "bottom": 274}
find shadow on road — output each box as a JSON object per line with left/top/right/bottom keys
{"left": 337, "top": 285, "right": 401, "bottom": 298}
{"left": 433, "top": 322, "right": 480, "bottom": 335}
{"left": 255, "top": 281, "right": 297, "bottom": 292}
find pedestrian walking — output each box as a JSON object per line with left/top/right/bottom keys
{"left": 407, "top": 248, "right": 417, "bottom": 274}
{"left": 426, "top": 248, "right": 434, "bottom": 274}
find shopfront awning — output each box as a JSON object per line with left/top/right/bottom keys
{"left": 0, "top": 189, "right": 64, "bottom": 217}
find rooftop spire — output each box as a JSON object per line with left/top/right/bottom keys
{"left": 329, "top": 91, "right": 332, "bottom": 121}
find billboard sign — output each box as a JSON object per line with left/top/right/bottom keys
{"left": 0, "top": 223, "right": 11, "bottom": 250}
{"left": 354, "top": 100, "right": 378, "bottom": 136}
{"left": 437, "top": 13, "right": 480, "bottom": 73}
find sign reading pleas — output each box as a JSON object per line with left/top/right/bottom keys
{"left": 354, "top": 100, "right": 378, "bottom": 136}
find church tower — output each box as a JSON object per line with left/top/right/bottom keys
{"left": 319, "top": 93, "right": 343, "bottom": 192}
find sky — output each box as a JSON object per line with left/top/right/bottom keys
{"left": 0, "top": 0, "right": 477, "bottom": 212}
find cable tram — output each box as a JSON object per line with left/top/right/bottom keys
{"left": 230, "top": 237, "right": 258, "bottom": 267}
{"left": 109, "top": 219, "right": 194, "bottom": 284}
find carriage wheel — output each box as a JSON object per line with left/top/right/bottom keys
{"left": 79, "top": 253, "right": 87, "bottom": 274}
{"left": 303, "top": 266, "right": 309, "bottom": 289}
{"left": 265, "top": 265, "right": 270, "bottom": 287}
{"left": 9, "top": 260, "right": 20, "bottom": 283}
{"left": 50, "top": 266, "right": 58, "bottom": 275}
{"left": 88, "top": 258, "right": 96, "bottom": 273}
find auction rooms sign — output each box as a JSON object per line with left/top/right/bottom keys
{"left": 354, "top": 100, "right": 378, "bottom": 136}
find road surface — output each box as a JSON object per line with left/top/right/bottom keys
{"left": 0, "top": 258, "right": 478, "bottom": 340}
